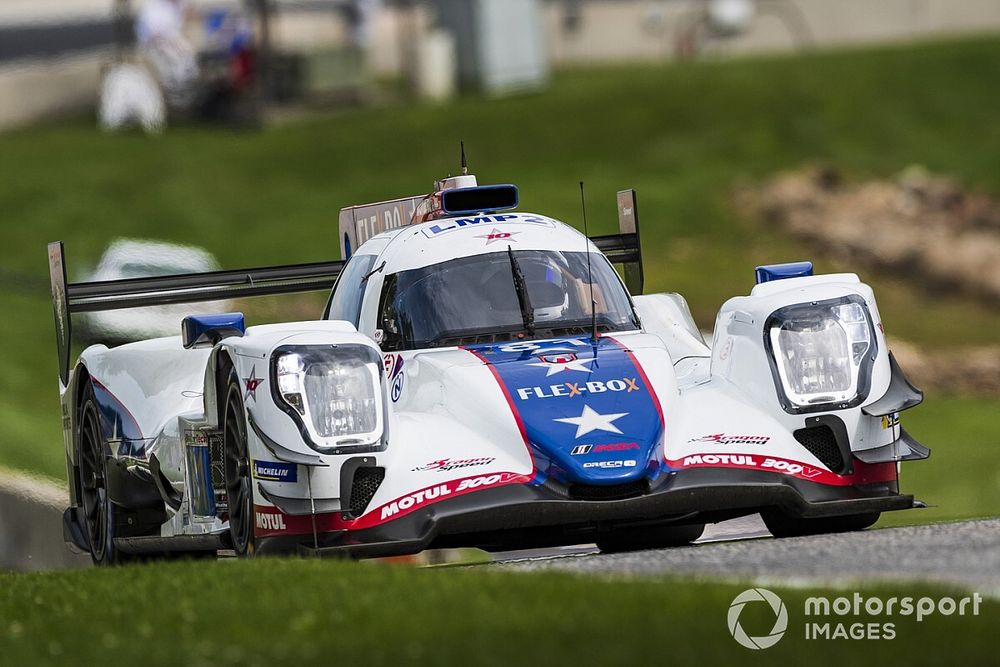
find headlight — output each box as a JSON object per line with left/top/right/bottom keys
{"left": 271, "top": 345, "right": 385, "bottom": 452}
{"left": 764, "top": 296, "right": 877, "bottom": 413}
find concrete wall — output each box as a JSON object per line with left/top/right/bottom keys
{"left": 0, "top": 54, "right": 105, "bottom": 130}
{"left": 0, "top": 469, "right": 90, "bottom": 571}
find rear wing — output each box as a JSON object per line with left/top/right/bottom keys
{"left": 592, "top": 189, "right": 644, "bottom": 296}
{"left": 47, "top": 241, "right": 344, "bottom": 385}
{"left": 337, "top": 181, "right": 644, "bottom": 292}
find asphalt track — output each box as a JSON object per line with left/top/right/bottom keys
{"left": 489, "top": 516, "right": 1000, "bottom": 595}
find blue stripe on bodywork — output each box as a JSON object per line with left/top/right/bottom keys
{"left": 90, "top": 379, "right": 147, "bottom": 457}
{"left": 465, "top": 336, "right": 664, "bottom": 485}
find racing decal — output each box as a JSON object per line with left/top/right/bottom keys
{"left": 554, "top": 405, "right": 628, "bottom": 438}
{"left": 391, "top": 375, "right": 404, "bottom": 402}
{"left": 255, "top": 510, "right": 287, "bottom": 533}
{"left": 881, "top": 414, "right": 900, "bottom": 429}
{"left": 412, "top": 457, "right": 496, "bottom": 472}
{"left": 251, "top": 470, "right": 533, "bottom": 537}
{"left": 464, "top": 336, "right": 664, "bottom": 484}
{"left": 516, "top": 377, "right": 641, "bottom": 400}
{"left": 243, "top": 365, "right": 264, "bottom": 402}
{"left": 665, "top": 452, "right": 897, "bottom": 487}
{"left": 583, "top": 460, "right": 636, "bottom": 469}
{"left": 372, "top": 472, "right": 530, "bottom": 522}
{"left": 383, "top": 353, "right": 402, "bottom": 377}
{"left": 476, "top": 228, "right": 520, "bottom": 245}
{"left": 253, "top": 460, "right": 298, "bottom": 483}
{"left": 384, "top": 353, "right": 405, "bottom": 402}
{"left": 570, "top": 442, "right": 639, "bottom": 455}
{"left": 90, "top": 377, "right": 147, "bottom": 457}
{"left": 530, "top": 353, "right": 595, "bottom": 376}
{"left": 421, "top": 213, "right": 555, "bottom": 239}
{"left": 718, "top": 336, "right": 733, "bottom": 361}
{"left": 688, "top": 433, "right": 771, "bottom": 446}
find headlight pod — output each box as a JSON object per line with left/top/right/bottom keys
{"left": 270, "top": 345, "right": 386, "bottom": 453}
{"left": 764, "top": 295, "right": 877, "bottom": 414}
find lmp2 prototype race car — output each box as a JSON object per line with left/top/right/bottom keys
{"left": 48, "top": 166, "right": 930, "bottom": 564}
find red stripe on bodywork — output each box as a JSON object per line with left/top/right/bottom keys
{"left": 90, "top": 376, "right": 144, "bottom": 438}
{"left": 605, "top": 335, "right": 666, "bottom": 442}
{"left": 253, "top": 469, "right": 533, "bottom": 537}
{"left": 665, "top": 452, "right": 897, "bottom": 487}
{"left": 464, "top": 346, "right": 532, "bottom": 447}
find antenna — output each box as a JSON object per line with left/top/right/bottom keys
{"left": 460, "top": 141, "right": 468, "bottom": 175}
{"left": 580, "top": 181, "right": 598, "bottom": 343}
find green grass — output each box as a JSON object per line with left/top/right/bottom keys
{"left": 0, "top": 559, "right": 994, "bottom": 666}
{"left": 878, "top": 394, "right": 1000, "bottom": 527}
{"left": 0, "top": 35, "right": 997, "bottom": 524}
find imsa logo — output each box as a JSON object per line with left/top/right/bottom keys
{"left": 571, "top": 442, "right": 640, "bottom": 456}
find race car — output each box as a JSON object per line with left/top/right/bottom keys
{"left": 48, "top": 168, "right": 930, "bottom": 564}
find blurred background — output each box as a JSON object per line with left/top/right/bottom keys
{"left": 0, "top": 0, "right": 998, "bottom": 566}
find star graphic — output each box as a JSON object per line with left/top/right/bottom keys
{"left": 243, "top": 365, "right": 264, "bottom": 402}
{"left": 554, "top": 404, "right": 628, "bottom": 438}
{"left": 529, "top": 355, "right": 595, "bottom": 376}
{"left": 476, "top": 228, "right": 521, "bottom": 246}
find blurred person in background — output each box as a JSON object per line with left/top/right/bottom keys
{"left": 136, "top": 0, "right": 200, "bottom": 109}
{"left": 198, "top": 6, "right": 259, "bottom": 124}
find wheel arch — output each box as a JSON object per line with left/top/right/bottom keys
{"left": 204, "top": 346, "right": 237, "bottom": 430}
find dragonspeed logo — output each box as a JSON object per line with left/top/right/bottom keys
{"left": 516, "top": 377, "right": 641, "bottom": 400}
{"left": 412, "top": 457, "right": 496, "bottom": 472}
{"left": 689, "top": 433, "right": 771, "bottom": 446}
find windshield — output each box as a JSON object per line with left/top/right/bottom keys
{"left": 377, "top": 250, "right": 639, "bottom": 351}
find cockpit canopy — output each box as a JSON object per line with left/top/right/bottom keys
{"left": 376, "top": 249, "right": 639, "bottom": 351}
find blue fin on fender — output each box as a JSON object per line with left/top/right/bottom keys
{"left": 182, "top": 312, "right": 245, "bottom": 349}
{"left": 755, "top": 261, "right": 814, "bottom": 284}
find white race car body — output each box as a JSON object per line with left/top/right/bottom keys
{"left": 49, "top": 174, "right": 928, "bottom": 561}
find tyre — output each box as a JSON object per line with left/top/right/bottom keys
{"left": 76, "top": 382, "right": 128, "bottom": 565}
{"left": 761, "top": 509, "right": 881, "bottom": 538}
{"left": 222, "top": 366, "right": 256, "bottom": 557}
{"left": 596, "top": 523, "right": 705, "bottom": 554}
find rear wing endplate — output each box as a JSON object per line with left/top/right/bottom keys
{"left": 47, "top": 241, "right": 344, "bottom": 385}
{"left": 590, "top": 189, "right": 644, "bottom": 296}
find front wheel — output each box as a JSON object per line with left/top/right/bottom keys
{"left": 596, "top": 523, "right": 705, "bottom": 554}
{"left": 223, "top": 368, "right": 256, "bottom": 557}
{"left": 76, "top": 382, "right": 128, "bottom": 565}
{"left": 761, "top": 509, "right": 880, "bottom": 538}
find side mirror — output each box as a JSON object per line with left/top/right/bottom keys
{"left": 182, "top": 312, "right": 246, "bottom": 349}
